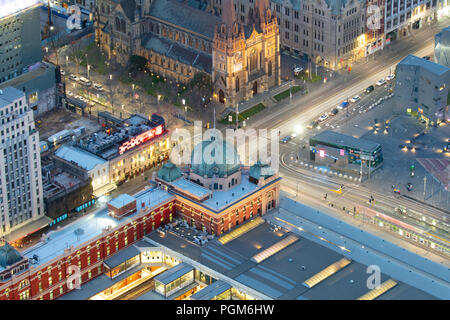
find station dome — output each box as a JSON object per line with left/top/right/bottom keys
{"left": 191, "top": 137, "right": 240, "bottom": 178}
{"left": 0, "top": 241, "right": 23, "bottom": 268}
{"left": 157, "top": 161, "right": 182, "bottom": 182}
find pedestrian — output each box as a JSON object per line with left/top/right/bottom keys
{"left": 324, "top": 193, "right": 328, "bottom": 200}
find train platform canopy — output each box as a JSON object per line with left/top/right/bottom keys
{"left": 189, "top": 280, "right": 231, "bottom": 300}
{"left": 154, "top": 262, "right": 194, "bottom": 285}
{"left": 104, "top": 244, "right": 141, "bottom": 269}
{"left": 417, "top": 158, "right": 449, "bottom": 190}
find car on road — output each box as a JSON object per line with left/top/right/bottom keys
{"left": 422, "top": 56, "right": 431, "bottom": 60}
{"left": 364, "top": 85, "right": 375, "bottom": 93}
{"left": 318, "top": 113, "right": 329, "bottom": 122}
{"left": 376, "top": 79, "right": 386, "bottom": 86}
{"left": 66, "top": 91, "right": 73, "bottom": 97}
{"left": 93, "top": 83, "right": 104, "bottom": 91}
{"left": 385, "top": 74, "right": 395, "bottom": 81}
{"left": 336, "top": 101, "right": 349, "bottom": 110}
{"left": 329, "top": 108, "right": 339, "bottom": 116}
{"left": 349, "top": 95, "right": 360, "bottom": 103}
{"left": 60, "top": 69, "right": 66, "bottom": 76}
{"left": 69, "top": 74, "right": 79, "bottom": 81}
{"left": 307, "top": 120, "right": 319, "bottom": 129}
{"left": 281, "top": 135, "right": 292, "bottom": 143}
{"left": 79, "top": 77, "right": 92, "bottom": 87}
{"left": 293, "top": 66, "right": 303, "bottom": 75}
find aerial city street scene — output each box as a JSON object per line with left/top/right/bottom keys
{"left": 0, "top": 0, "right": 449, "bottom": 305}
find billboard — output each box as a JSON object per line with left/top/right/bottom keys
{"left": 118, "top": 124, "right": 165, "bottom": 155}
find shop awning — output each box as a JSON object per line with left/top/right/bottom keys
{"left": 5, "top": 216, "right": 52, "bottom": 243}
{"left": 93, "top": 183, "right": 117, "bottom": 198}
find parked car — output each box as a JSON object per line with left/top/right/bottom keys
{"left": 93, "top": 83, "right": 104, "bottom": 91}
{"left": 60, "top": 69, "right": 66, "bottom": 76}
{"left": 307, "top": 120, "right": 319, "bottom": 129}
{"left": 66, "top": 90, "right": 73, "bottom": 97}
{"left": 281, "top": 135, "right": 292, "bottom": 143}
{"left": 385, "top": 74, "right": 395, "bottom": 81}
{"left": 422, "top": 56, "right": 431, "bottom": 60}
{"left": 337, "top": 101, "right": 349, "bottom": 110}
{"left": 349, "top": 95, "right": 360, "bottom": 103}
{"left": 364, "top": 85, "right": 375, "bottom": 93}
{"left": 293, "top": 66, "right": 303, "bottom": 75}
{"left": 376, "top": 79, "right": 386, "bottom": 86}
{"left": 69, "top": 74, "right": 79, "bottom": 81}
{"left": 329, "top": 108, "right": 339, "bottom": 116}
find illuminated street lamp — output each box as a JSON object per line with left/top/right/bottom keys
{"left": 87, "top": 64, "right": 90, "bottom": 79}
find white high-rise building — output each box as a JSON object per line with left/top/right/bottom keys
{"left": 0, "top": 87, "right": 43, "bottom": 235}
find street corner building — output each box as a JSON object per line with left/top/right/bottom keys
{"left": 95, "top": 0, "right": 281, "bottom": 107}
{"left": 394, "top": 54, "right": 450, "bottom": 125}
{"left": 0, "top": 135, "right": 280, "bottom": 300}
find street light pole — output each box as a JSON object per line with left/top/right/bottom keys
{"left": 423, "top": 175, "right": 427, "bottom": 201}
{"left": 235, "top": 103, "right": 239, "bottom": 130}
{"left": 109, "top": 74, "right": 114, "bottom": 114}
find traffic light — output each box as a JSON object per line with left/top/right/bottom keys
{"left": 410, "top": 164, "right": 415, "bottom": 177}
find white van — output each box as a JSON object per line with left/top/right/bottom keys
{"left": 79, "top": 77, "right": 92, "bottom": 87}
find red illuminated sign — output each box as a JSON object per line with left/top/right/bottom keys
{"left": 119, "top": 124, "right": 164, "bottom": 154}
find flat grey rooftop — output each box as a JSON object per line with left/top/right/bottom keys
{"left": 147, "top": 220, "right": 438, "bottom": 300}
{"left": 310, "top": 130, "right": 381, "bottom": 153}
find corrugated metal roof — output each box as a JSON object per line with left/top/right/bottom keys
{"left": 190, "top": 280, "right": 231, "bottom": 300}
{"left": 103, "top": 244, "right": 140, "bottom": 269}
{"left": 154, "top": 262, "right": 194, "bottom": 285}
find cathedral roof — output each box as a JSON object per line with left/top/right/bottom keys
{"left": 119, "top": 0, "right": 137, "bottom": 22}
{"left": 142, "top": 34, "right": 212, "bottom": 73}
{"left": 150, "top": 0, "right": 220, "bottom": 39}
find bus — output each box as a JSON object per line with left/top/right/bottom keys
{"left": 79, "top": 77, "right": 92, "bottom": 87}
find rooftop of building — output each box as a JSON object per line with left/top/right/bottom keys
{"left": 149, "top": 0, "right": 220, "bottom": 39}
{"left": 310, "top": 130, "right": 381, "bottom": 153}
{"left": 0, "top": 0, "right": 41, "bottom": 20}
{"left": 76, "top": 113, "right": 166, "bottom": 160}
{"left": 55, "top": 145, "right": 106, "bottom": 172}
{"left": 0, "top": 86, "right": 25, "bottom": 107}
{"left": 42, "top": 171, "right": 85, "bottom": 200}
{"left": 399, "top": 54, "right": 450, "bottom": 76}
{"left": 147, "top": 216, "right": 440, "bottom": 300}
{"left": 141, "top": 34, "right": 212, "bottom": 73}
{"left": 0, "top": 62, "right": 56, "bottom": 94}
{"left": 108, "top": 194, "right": 136, "bottom": 209}
{"left": 0, "top": 241, "right": 24, "bottom": 271}
{"left": 22, "top": 186, "right": 173, "bottom": 267}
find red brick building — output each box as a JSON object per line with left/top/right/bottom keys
{"left": 0, "top": 138, "right": 280, "bottom": 300}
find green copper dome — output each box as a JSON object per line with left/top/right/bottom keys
{"left": 157, "top": 161, "right": 182, "bottom": 182}
{"left": 191, "top": 138, "right": 240, "bottom": 178}
{"left": 249, "top": 161, "right": 274, "bottom": 180}
{"left": 0, "top": 241, "right": 23, "bottom": 268}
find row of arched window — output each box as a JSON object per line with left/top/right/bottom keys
{"left": 115, "top": 17, "right": 127, "bottom": 34}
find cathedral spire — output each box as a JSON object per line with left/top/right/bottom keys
{"left": 222, "top": 0, "right": 236, "bottom": 29}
